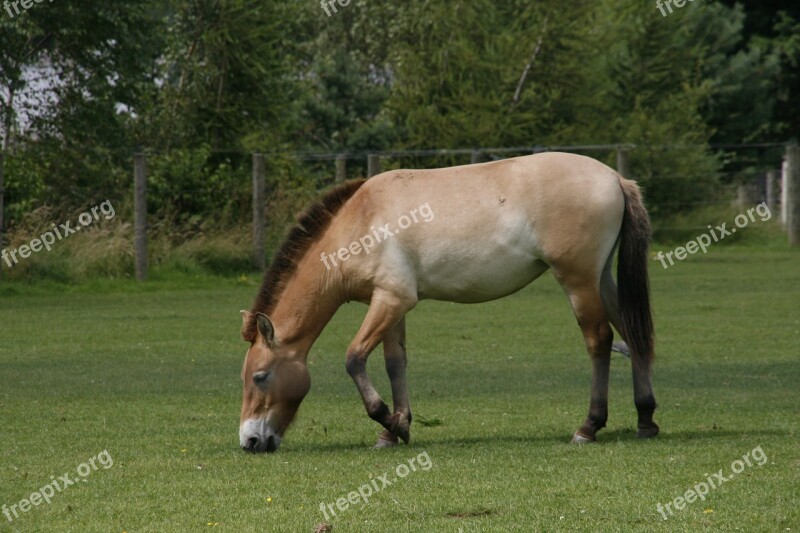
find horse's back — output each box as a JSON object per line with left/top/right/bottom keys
{"left": 340, "top": 153, "right": 626, "bottom": 302}
{"left": 365, "top": 152, "right": 623, "bottom": 214}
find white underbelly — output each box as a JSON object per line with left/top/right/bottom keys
{"left": 413, "top": 228, "right": 548, "bottom": 303}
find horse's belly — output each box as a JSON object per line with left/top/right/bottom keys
{"left": 415, "top": 247, "right": 548, "bottom": 303}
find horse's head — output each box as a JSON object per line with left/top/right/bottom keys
{"left": 239, "top": 311, "right": 310, "bottom": 453}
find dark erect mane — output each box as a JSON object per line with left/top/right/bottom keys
{"left": 242, "top": 179, "right": 366, "bottom": 342}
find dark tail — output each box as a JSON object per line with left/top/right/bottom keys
{"left": 617, "top": 178, "right": 654, "bottom": 371}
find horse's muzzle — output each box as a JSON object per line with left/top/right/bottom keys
{"left": 240, "top": 419, "right": 281, "bottom": 453}
{"left": 242, "top": 434, "right": 278, "bottom": 453}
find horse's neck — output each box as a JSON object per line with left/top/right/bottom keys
{"left": 269, "top": 263, "right": 343, "bottom": 356}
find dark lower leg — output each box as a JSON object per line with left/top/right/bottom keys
{"left": 575, "top": 324, "right": 612, "bottom": 441}
{"left": 376, "top": 429, "right": 398, "bottom": 446}
{"left": 633, "top": 365, "right": 659, "bottom": 438}
{"left": 382, "top": 318, "right": 412, "bottom": 443}
{"left": 345, "top": 356, "right": 393, "bottom": 430}
{"left": 577, "top": 362, "right": 610, "bottom": 440}
{"left": 385, "top": 361, "right": 411, "bottom": 443}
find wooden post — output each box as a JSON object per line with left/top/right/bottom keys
{"left": 134, "top": 153, "right": 148, "bottom": 281}
{"left": 335, "top": 153, "right": 347, "bottom": 183}
{"left": 787, "top": 144, "right": 800, "bottom": 246}
{"left": 252, "top": 154, "right": 266, "bottom": 271}
{"left": 782, "top": 159, "right": 789, "bottom": 226}
{"left": 368, "top": 154, "right": 381, "bottom": 178}
{"left": 766, "top": 170, "right": 779, "bottom": 213}
{"left": 616, "top": 146, "right": 631, "bottom": 178}
{"left": 471, "top": 150, "right": 482, "bottom": 164}
{"left": 736, "top": 185, "right": 750, "bottom": 210}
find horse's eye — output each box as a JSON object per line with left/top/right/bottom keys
{"left": 253, "top": 371, "right": 270, "bottom": 385}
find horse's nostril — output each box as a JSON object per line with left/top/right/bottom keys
{"left": 266, "top": 435, "right": 277, "bottom": 453}
{"left": 246, "top": 437, "right": 259, "bottom": 451}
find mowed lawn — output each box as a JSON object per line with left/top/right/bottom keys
{"left": 0, "top": 249, "right": 797, "bottom": 532}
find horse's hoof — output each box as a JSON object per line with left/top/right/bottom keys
{"left": 611, "top": 341, "right": 631, "bottom": 358}
{"left": 374, "top": 430, "right": 398, "bottom": 448}
{"left": 389, "top": 412, "right": 411, "bottom": 444}
{"left": 636, "top": 424, "right": 660, "bottom": 439}
{"left": 570, "top": 431, "right": 596, "bottom": 444}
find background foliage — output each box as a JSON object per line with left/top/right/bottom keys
{"left": 0, "top": 0, "right": 797, "bottom": 279}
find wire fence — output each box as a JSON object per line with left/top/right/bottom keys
{"left": 248, "top": 142, "right": 787, "bottom": 220}
{"left": 0, "top": 141, "right": 797, "bottom": 281}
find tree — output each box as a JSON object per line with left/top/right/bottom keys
{"left": 133, "top": 0, "right": 300, "bottom": 152}
{"left": 0, "top": 1, "right": 160, "bottom": 212}
{"left": 386, "top": 0, "right": 591, "bottom": 148}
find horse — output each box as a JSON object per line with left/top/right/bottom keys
{"left": 238, "top": 151, "right": 658, "bottom": 453}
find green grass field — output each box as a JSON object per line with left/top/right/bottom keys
{"left": 1, "top": 248, "right": 798, "bottom": 532}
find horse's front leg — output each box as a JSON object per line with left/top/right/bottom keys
{"left": 345, "top": 291, "right": 415, "bottom": 446}
{"left": 375, "top": 317, "right": 412, "bottom": 447}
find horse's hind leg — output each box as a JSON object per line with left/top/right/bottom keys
{"left": 558, "top": 278, "right": 614, "bottom": 443}
{"left": 375, "top": 317, "right": 412, "bottom": 448}
{"left": 600, "top": 263, "right": 659, "bottom": 439}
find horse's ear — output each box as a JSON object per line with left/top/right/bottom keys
{"left": 255, "top": 312, "right": 275, "bottom": 347}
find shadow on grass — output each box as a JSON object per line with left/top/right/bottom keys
{"left": 650, "top": 427, "right": 791, "bottom": 441}
{"left": 287, "top": 431, "right": 604, "bottom": 454}
{"left": 279, "top": 426, "right": 792, "bottom": 455}
{"left": 597, "top": 426, "right": 790, "bottom": 443}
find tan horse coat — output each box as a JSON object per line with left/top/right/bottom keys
{"left": 239, "top": 152, "right": 657, "bottom": 452}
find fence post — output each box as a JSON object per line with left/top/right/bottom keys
{"left": 787, "top": 144, "right": 800, "bottom": 246}
{"left": 736, "top": 185, "right": 751, "bottom": 210}
{"left": 0, "top": 152, "right": 4, "bottom": 281}
{"left": 368, "top": 154, "right": 381, "bottom": 178}
{"left": 471, "top": 150, "right": 482, "bottom": 164}
{"left": 766, "top": 170, "right": 779, "bottom": 213}
{"left": 782, "top": 159, "right": 789, "bottom": 226}
{"left": 335, "top": 153, "right": 347, "bottom": 183}
{"left": 252, "top": 154, "right": 266, "bottom": 271}
{"left": 616, "top": 145, "right": 631, "bottom": 178}
{"left": 134, "top": 153, "right": 148, "bottom": 281}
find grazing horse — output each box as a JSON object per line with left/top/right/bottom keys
{"left": 238, "top": 152, "right": 658, "bottom": 453}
